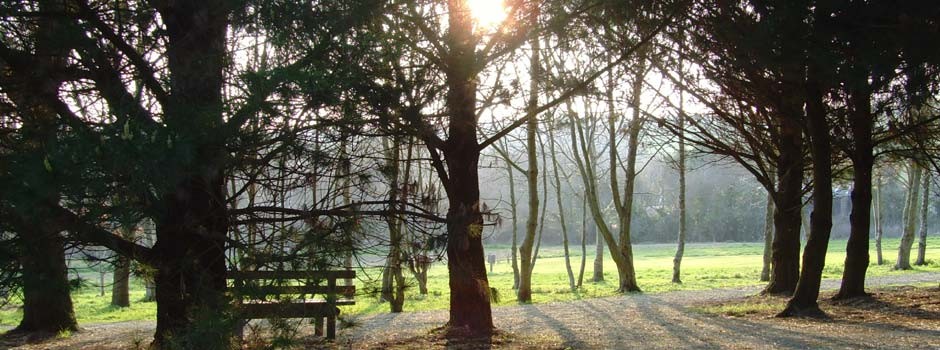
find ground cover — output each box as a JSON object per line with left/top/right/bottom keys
{"left": 0, "top": 237, "right": 936, "bottom": 327}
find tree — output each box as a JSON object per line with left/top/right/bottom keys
{"left": 671, "top": 52, "right": 688, "bottom": 284}
{"left": 0, "top": 0, "right": 78, "bottom": 333}
{"left": 873, "top": 169, "right": 885, "bottom": 265}
{"left": 896, "top": 162, "right": 923, "bottom": 270}
{"left": 668, "top": 0, "right": 810, "bottom": 295}
{"left": 548, "top": 113, "right": 577, "bottom": 292}
{"left": 381, "top": 135, "right": 407, "bottom": 312}
{"left": 496, "top": 139, "right": 522, "bottom": 289}
{"left": 1, "top": 1, "right": 389, "bottom": 345}
{"left": 518, "top": 1, "right": 543, "bottom": 302}
{"left": 383, "top": 0, "right": 677, "bottom": 332}
{"left": 111, "top": 225, "right": 136, "bottom": 308}
{"left": 761, "top": 180, "right": 775, "bottom": 282}
{"left": 780, "top": 9, "right": 835, "bottom": 315}
{"left": 914, "top": 173, "right": 930, "bottom": 265}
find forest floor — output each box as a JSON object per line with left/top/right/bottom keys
{"left": 2, "top": 271, "right": 937, "bottom": 349}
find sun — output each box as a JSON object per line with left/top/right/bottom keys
{"left": 468, "top": 0, "right": 508, "bottom": 30}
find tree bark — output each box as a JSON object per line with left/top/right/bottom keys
{"left": 531, "top": 133, "right": 550, "bottom": 270}
{"left": 914, "top": 173, "right": 930, "bottom": 265}
{"left": 144, "top": 279, "right": 156, "bottom": 302}
{"left": 592, "top": 222, "right": 604, "bottom": 282}
{"left": 549, "top": 116, "right": 576, "bottom": 291}
{"left": 16, "top": 228, "right": 77, "bottom": 333}
{"left": 3, "top": 0, "right": 77, "bottom": 334}
{"left": 610, "top": 55, "right": 647, "bottom": 293}
{"left": 578, "top": 194, "right": 587, "bottom": 288}
{"left": 440, "top": 0, "right": 492, "bottom": 335}
{"left": 672, "top": 92, "right": 687, "bottom": 284}
{"left": 382, "top": 136, "right": 406, "bottom": 312}
{"left": 874, "top": 170, "right": 884, "bottom": 265}
{"left": 111, "top": 255, "right": 131, "bottom": 308}
{"left": 151, "top": 2, "right": 231, "bottom": 346}
{"left": 764, "top": 112, "right": 803, "bottom": 295}
{"left": 502, "top": 142, "right": 521, "bottom": 290}
{"left": 895, "top": 162, "right": 922, "bottom": 270}
{"left": 517, "top": 1, "right": 541, "bottom": 303}
{"left": 761, "top": 186, "right": 775, "bottom": 282}
{"left": 835, "top": 77, "right": 874, "bottom": 300}
{"left": 779, "top": 71, "right": 831, "bottom": 317}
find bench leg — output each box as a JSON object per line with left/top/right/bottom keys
{"left": 234, "top": 319, "right": 247, "bottom": 340}
{"left": 314, "top": 316, "right": 324, "bottom": 337}
{"left": 327, "top": 315, "right": 336, "bottom": 340}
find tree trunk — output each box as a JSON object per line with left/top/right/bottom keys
{"left": 779, "top": 72, "right": 831, "bottom": 317}
{"left": 592, "top": 223, "right": 604, "bottom": 282}
{"left": 517, "top": 1, "right": 541, "bottom": 303}
{"left": 530, "top": 133, "right": 550, "bottom": 270}
{"left": 764, "top": 112, "right": 803, "bottom": 295}
{"left": 874, "top": 170, "right": 884, "bottom": 265}
{"left": 503, "top": 143, "right": 521, "bottom": 290}
{"left": 549, "top": 117, "right": 576, "bottom": 291}
{"left": 761, "top": 187, "right": 775, "bottom": 282}
{"left": 6, "top": 0, "right": 76, "bottom": 334}
{"left": 151, "top": 2, "right": 231, "bottom": 346}
{"left": 152, "top": 176, "right": 230, "bottom": 347}
{"left": 440, "top": 0, "right": 492, "bottom": 335}
{"left": 111, "top": 256, "right": 131, "bottom": 308}
{"left": 578, "top": 194, "right": 587, "bottom": 288}
{"left": 382, "top": 136, "right": 406, "bottom": 312}
{"left": 672, "top": 94, "right": 687, "bottom": 284}
{"left": 895, "top": 162, "right": 922, "bottom": 270}
{"left": 835, "top": 79, "right": 874, "bottom": 300}
{"left": 144, "top": 279, "right": 156, "bottom": 302}
{"left": 613, "top": 54, "right": 647, "bottom": 293}
{"left": 914, "top": 174, "right": 930, "bottom": 265}
{"left": 16, "top": 229, "right": 77, "bottom": 333}
{"left": 416, "top": 268, "right": 429, "bottom": 295}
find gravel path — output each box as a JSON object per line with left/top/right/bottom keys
{"left": 344, "top": 272, "right": 940, "bottom": 349}
{"left": 6, "top": 272, "right": 938, "bottom": 349}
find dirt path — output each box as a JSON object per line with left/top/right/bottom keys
{"left": 345, "top": 272, "right": 940, "bottom": 349}
{"left": 6, "top": 272, "right": 938, "bottom": 349}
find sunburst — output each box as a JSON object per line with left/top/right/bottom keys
{"left": 467, "top": 0, "right": 508, "bottom": 30}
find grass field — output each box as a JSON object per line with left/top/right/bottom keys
{"left": 1, "top": 236, "right": 937, "bottom": 328}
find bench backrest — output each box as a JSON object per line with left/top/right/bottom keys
{"left": 227, "top": 270, "right": 356, "bottom": 302}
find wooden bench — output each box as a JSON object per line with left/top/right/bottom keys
{"left": 227, "top": 270, "right": 356, "bottom": 340}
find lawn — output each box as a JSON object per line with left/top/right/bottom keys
{"left": 1, "top": 236, "right": 937, "bottom": 328}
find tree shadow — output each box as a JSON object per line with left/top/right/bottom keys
{"left": 829, "top": 294, "right": 940, "bottom": 322}
{"left": 0, "top": 328, "right": 60, "bottom": 348}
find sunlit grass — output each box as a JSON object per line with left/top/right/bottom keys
{"left": 0, "top": 278, "right": 156, "bottom": 328}
{"left": 690, "top": 299, "right": 786, "bottom": 317}
{"left": 343, "top": 236, "right": 940, "bottom": 314}
{"left": 0, "top": 236, "right": 936, "bottom": 328}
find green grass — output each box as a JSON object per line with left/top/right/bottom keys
{"left": 690, "top": 299, "right": 786, "bottom": 317}
{"left": 0, "top": 278, "right": 156, "bottom": 328}
{"left": 343, "top": 236, "right": 940, "bottom": 314}
{"left": 0, "top": 236, "right": 936, "bottom": 328}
